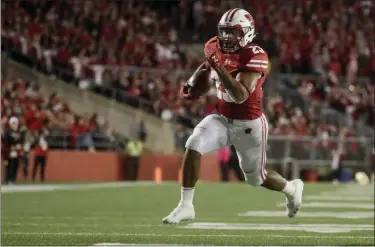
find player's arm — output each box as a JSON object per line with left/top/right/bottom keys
{"left": 214, "top": 66, "right": 261, "bottom": 103}
{"left": 204, "top": 39, "right": 265, "bottom": 103}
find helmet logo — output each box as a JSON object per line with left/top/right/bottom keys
{"left": 244, "top": 14, "right": 254, "bottom": 26}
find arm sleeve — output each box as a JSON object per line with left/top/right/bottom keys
{"left": 204, "top": 37, "right": 218, "bottom": 51}
{"left": 243, "top": 54, "right": 269, "bottom": 74}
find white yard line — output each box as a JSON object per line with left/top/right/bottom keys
{"left": 3, "top": 222, "right": 160, "bottom": 228}
{"left": 182, "top": 222, "right": 374, "bottom": 233}
{"left": 238, "top": 211, "right": 374, "bottom": 219}
{"left": 5, "top": 216, "right": 356, "bottom": 223}
{"left": 317, "top": 184, "right": 374, "bottom": 198}
{"left": 2, "top": 232, "right": 373, "bottom": 239}
{"left": 278, "top": 202, "right": 374, "bottom": 209}
{"left": 304, "top": 195, "right": 374, "bottom": 201}
{"left": 322, "top": 189, "right": 374, "bottom": 196}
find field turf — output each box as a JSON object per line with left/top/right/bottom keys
{"left": 1, "top": 182, "right": 374, "bottom": 246}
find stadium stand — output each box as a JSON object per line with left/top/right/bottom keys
{"left": 1, "top": 0, "right": 373, "bottom": 161}
{"left": 184, "top": 0, "right": 374, "bottom": 77}
{"left": 1, "top": 78, "right": 118, "bottom": 151}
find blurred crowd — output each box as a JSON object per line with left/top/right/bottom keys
{"left": 290, "top": 76, "right": 374, "bottom": 126}
{"left": 183, "top": 0, "right": 374, "bottom": 78}
{"left": 1, "top": 0, "right": 373, "bottom": 153}
{"left": 3, "top": 0, "right": 373, "bottom": 79}
{"left": 1, "top": 78, "right": 116, "bottom": 151}
{"left": 1, "top": 0, "right": 198, "bottom": 76}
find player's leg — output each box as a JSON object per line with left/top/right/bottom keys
{"left": 256, "top": 116, "right": 302, "bottom": 196}
{"left": 162, "top": 114, "right": 231, "bottom": 224}
{"left": 231, "top": 115, "right": 304, "bottom": 218}
{"left": 182, "top": 149, "right": 201, "bottom": 188}
{"left": 262, "top": 171, "right": 304, "bottom": 218}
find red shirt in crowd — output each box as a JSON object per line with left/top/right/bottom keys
{"left": 55, "top": 47, "right": 72, "bottom": 64}
{"left": 34, "top": 142, "right": 48, "bottom": 157}
{"left": 27, "top": 21, "right": 42, "bottom": 39}
{"left": 25, "top": 108, "right": 45, "bottom": 132}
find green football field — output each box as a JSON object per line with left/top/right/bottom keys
{"left": 1, "top": 182, "right": 374, "bottom": 246}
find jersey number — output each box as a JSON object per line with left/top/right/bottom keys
{"left": 214, "top": 80, "right": 235, "bottom": 103}
{"left": 214, "top": 47, "right": 264, "bottom": 103}
{"left": 249, "top": 46, "right": 265, "bottom": 54}
{"left": 216, "top": 88, "right": 235, "bottom": 103}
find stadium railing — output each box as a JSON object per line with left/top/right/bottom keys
{"left": 266, "top": 135, "right": 372, "bottom": 166}
{"left": 46, "top": 130, "right": 119, "bottom": 151}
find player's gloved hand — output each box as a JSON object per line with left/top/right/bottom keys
{"left": 204, "top": 38, "right": 241, "bottom": 73}
{"left": 180, "top": 84, "right": 199, "bottom": 100}
{"left": 221, "top": 53, "right": 241, "bottom": 74}
{"left": 204, "top": 41, "right": 222, "bottom": 69}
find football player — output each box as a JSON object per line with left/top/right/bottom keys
{"left": 163, "top": 8, "right": 304, "bottom": 224}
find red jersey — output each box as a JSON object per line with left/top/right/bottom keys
{"left": 206, "top": 37, "right": 269, "bottom": 120}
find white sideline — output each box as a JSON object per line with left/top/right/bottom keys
{"left": 1, "top": 182, "right": 157, "bottom": 193}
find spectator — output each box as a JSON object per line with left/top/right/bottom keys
{"left": 216, "top": 146, "right": 244, "bottom": 182}
{"left": 228, "top": 146, "right": 244, "bottom": 182}
{"left": 129, "top": 119, "right": 147, "bottom": 143}
{"left": 32, "top": 129, "right": 49, "bottom": 182}
{"left": 2, "top": 117, "right": 23, "bottom": 185}
{"left": 327, "top": 130, "right": 346, "bottom": 184}
{"left": 21, "top": 128, "right": 33, "bottom": 180}
{"left": 138, "top": 120, "right": 148, "bottom": 143}
{"left": 217, "top": 147, "right": 231, "bottom": 182}
{"left": 175, "top": 124, "right": 189, "bottom": 153}
{"left": 124, "top": 137, "right": 144, "bottom": 181}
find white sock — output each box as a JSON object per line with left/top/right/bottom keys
{"left": 282, "top": 181, "right": 296, "bottom": 196}
{"left": 180, "top": 187, "right": 195, "bottom": 205}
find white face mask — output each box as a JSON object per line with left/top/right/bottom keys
{"left": 218, "top": 26, "right": 245, "bottom": 53}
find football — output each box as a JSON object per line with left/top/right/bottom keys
{"left": 186, "top": 68, "right": 213, "bottom": 97}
